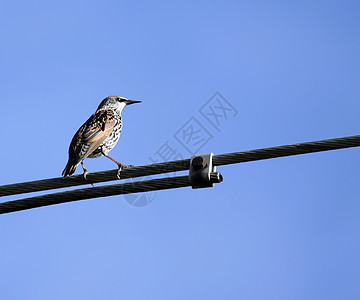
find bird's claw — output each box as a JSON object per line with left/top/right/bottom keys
{"left": 83, "top": 170, "right": 89, "bottom": 180}
{"left": 116, "top": 164, "right": 133, "bottom": 179}
{"left": 83, "top": 170, "right": 95, "bottom": 187}
{"left": 116, "top": 166, "right": 122, "bottom": 179}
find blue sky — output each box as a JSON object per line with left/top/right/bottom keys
{"left": 1, "top": 0, "right": 360, "bottom": 299}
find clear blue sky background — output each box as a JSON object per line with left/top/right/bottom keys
{"left": 1, "top": 0, "right": 360, "bottom": 299}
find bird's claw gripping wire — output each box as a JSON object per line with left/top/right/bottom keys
{"left": 116, "top": 164, "right": 134, "bottom": 179}
{"left": 81, "top": 162, "right": 94, "bottom": 187}
{"left": 83, "top": 170, "right": 89, "bottom": 180}
{"left": 100, "top": 152, "right": 133, "bottom": 179}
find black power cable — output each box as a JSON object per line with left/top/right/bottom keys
{"left": 1, "top": 135, "right": 359, "bottom": 214}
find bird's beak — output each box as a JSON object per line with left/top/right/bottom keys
{"left": 126, "top": 99, "right": 142, "bottom": 105}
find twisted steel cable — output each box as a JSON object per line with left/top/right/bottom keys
{"left": 212, "top": 135, "right": 360, "bottom": 165}
{"left": 0, "top": 160, "right": 190, "bottom": 197}
{"left": 0, "top": 176, "right": 190, "bottom": 214}
{"left": 0, "top": 134, "right": 359, "bottom": 214}
{"left": 1, "top": 135, "right": 359, "bottom": 197}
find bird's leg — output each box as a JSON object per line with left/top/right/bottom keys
{"left": 81, "top": 161, "right": 90, "bottom": 180}
{"left": 81, "top": 162, "right": 94, "bottom": 187}
{"left": 102, "top": 152, "right": 133, "bottom": 179}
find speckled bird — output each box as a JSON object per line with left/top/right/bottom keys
{"left": 62, "top": 96, "right": 141, "bottom": 178}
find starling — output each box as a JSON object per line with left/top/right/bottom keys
{"left": 62, "top": 96, "right": 141, "bottom": 178}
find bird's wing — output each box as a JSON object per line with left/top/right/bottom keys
{"left": 70, "top": 109, "right": 116, "bottom": 161}
{"left": 82, "top": 109, "right": 115, "bottom": 142}
{"left": 81, "top": 109, "right": 116, "bottom": 156}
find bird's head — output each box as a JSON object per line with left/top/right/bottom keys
{"left": 98, "top": 96, "right": 142, "bottom": 113}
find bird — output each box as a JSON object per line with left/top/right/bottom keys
{"left": 62, "top": 96, "right": 141, "bottom": 179}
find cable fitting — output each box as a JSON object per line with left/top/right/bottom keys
{"left": 189, "top": 153, "right": 223, "bottom": 189}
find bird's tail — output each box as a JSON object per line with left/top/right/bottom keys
{"left": 62, "top": 159, "right": 79, "bottom": 177}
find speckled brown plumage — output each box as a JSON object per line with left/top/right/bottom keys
{"left": 62, "top": 96, "right": 141, "bottom": 178}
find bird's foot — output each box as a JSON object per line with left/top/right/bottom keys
{"left": 124, "top": 165, "right": 134, "bottom": 168}
{"left": 83, "top": 170, "right": 95, "bottom": 187}
{"left": 83, "top": 170, "right": 89, "bottom": 180}
{"left": 81, "top": 163, "right": 94, "bottom": 187}
{"left": 116, "top": 164, "right": 134, "bottom": 179}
